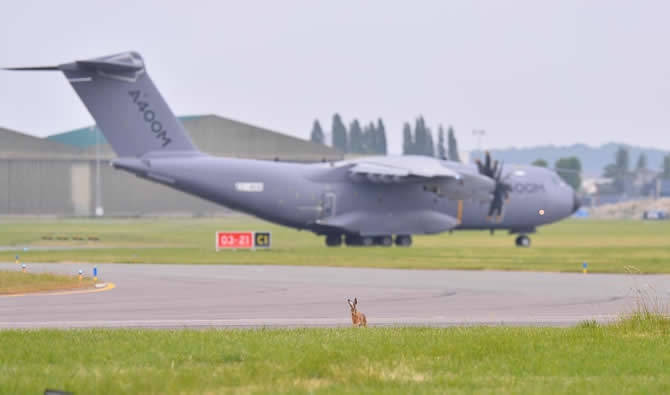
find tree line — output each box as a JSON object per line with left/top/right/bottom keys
{"left": 533, "top": 148, "right": 670, "bottom": 192}
{"left": 310, "top": 113, "right": 462, "bottom": 161}
{"left": 310, "top": 114, "right": 387, "bottom": 155}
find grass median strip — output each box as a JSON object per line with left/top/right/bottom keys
{"left": 1, "top": 314, "right": 669, "bottom": 394}
{"left": 0, "top": 270, "right": 95, "bottom": 295}
{"left": 0, "top": 218, "right": 669, "bottom": 273}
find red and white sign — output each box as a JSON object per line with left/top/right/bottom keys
{"left": 216, "top": 232, "right": 254, "bottom": 250}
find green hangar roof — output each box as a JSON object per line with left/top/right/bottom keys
{"left": 46, "top": 125, "right": 107, "bottom": 149}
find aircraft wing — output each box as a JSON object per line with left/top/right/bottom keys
{"left": 348, "top": 156, "right": 460, "bottom": 180}
{"left": 346, "top": 156, "right": 495, "bottom": 201}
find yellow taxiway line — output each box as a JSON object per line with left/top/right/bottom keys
{"left": 0, "top": 282, "right": 116, "bottom": 298}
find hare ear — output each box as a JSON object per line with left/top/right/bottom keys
{"left": 347, "top": 299, "right": 353, "bottom": 308}
{"left": 354, "top": 298, "right": 358, "bottom": 306}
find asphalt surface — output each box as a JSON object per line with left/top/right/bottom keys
{"left": 1, "top": 263, "right": 669, "bottom": 329}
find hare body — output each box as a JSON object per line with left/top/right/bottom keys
{"left": 347, "top": 298, "right": 367, "bottom": 327}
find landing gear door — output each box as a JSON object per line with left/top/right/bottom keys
{"left": 320, "top": 192, "right": 336, "bottom": 219}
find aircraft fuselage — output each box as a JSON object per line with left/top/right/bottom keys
{"left": 113, "top": 154, "right": 578, "bottom": 240}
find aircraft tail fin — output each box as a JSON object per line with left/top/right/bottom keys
{"left": 6, "top": 52, "right": 198, "bottom": 157}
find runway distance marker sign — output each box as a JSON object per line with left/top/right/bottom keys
{"left": 216, "top": 231, "right": 271, "bottom": 250}
{"left": 254, "top": 232, "right": 271, "bottom": 248}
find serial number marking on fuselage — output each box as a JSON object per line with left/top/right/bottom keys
{"left": 128, "top": 90, "right": 172, "bottom": 148}
{"left": 235, "top": 182, "right": 264, "bottom": 192}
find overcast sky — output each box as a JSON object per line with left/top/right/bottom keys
{"left": 1, "top": 1, "right": 668, "bottom": 154}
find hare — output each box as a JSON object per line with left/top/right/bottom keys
{"left": 347, "top": 298, "right": 367, "bottom": 327}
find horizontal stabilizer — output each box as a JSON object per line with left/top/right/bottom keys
{"left": 3, "top": 66, "right": 60, "bottom": 71}
{"left": 76, "top": 52, "right": 144, "bottom": 73}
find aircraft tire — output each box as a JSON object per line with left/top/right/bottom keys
{"left": 395, "top": 235, "right": 412, "bottom": 247}
{"left": 376, "top": 236, "right": 393, "bottom": 247}
{"left": 345, "top": 235, "right": 361, "bottom": 247}
{"left": 361, "top": 236, "right": 375, "bottom": 247}
{"left": 325, "top": 234, "right": 342, "bottom": 247}
{"left": 515, "top": 235, "right": 531, "bottom": 248}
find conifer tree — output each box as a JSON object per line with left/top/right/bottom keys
{"left": 310, "top": 119, "right": 324, "bottom": 145}
{"left": 331, "top": 113, "right": 348, "bottom": 153}
{"left": 376, "top": 118, "right": 387, "bottom": 155}
{"left": 447, "top": 126, "right": 461, "bottom": 162}
{"left": 437, "top": 125, "right": 446, "bottom": 160}
{"left": 402, "top": 122, "right": 413, "bottom": 155}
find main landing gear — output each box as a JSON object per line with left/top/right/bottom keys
{"left": 325, "top": 234, "right": 342, "bottom": 247}
{"left": 515, "top": 234, "right": 531, "bottom": 248}
{"left": 324, "top": 234, "right": 412, "bottom": 247}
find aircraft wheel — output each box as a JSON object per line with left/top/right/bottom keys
{"left": 345, "top": 235, "right": 361, "bottom": 247}
{"left": 395, "top": 235, "right": 412, "bottom": 247}
{"left": 376, "top": 236, "right": 393, "bottom": 247}
{"left": 361, "top": 236, "right": 375, "bottom": 247}
{"left": 515, "top": 235, "right": 531, "bottom": 248}
{"left": 325, "top": 234, "right": 342, "bottom": 247}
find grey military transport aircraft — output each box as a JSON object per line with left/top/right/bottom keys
{"left": 5, "top": 52, "right": 580, "bottom": 248}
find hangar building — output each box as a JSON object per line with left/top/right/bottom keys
{"left": 0, "top": 115, "right": 341, "bottom": 216}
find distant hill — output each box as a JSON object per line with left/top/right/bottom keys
{"left": 471, "top": 143, "right": 669, "bottom": 176}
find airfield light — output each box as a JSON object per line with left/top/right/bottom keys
{"left": 21, "top": 264, "right": 26, "bottom": 273}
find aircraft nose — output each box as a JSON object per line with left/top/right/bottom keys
{"left": 572, "top": 190, "right": 581, "bottom": 214}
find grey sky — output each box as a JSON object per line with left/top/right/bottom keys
{"left": 1, "top": 0, "right": 668, "bottom": 154}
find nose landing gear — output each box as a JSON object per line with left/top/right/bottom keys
{"left": 515, "top": 234, "right": 531, "bottom": 248}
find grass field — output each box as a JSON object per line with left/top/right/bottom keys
{"left": 1, "top": 314, "right": 669, "bottom": 394}
{"left": 0, "top": 270, "right": 94, "bottom": 295}
{"left": 0, "top": 217, "right": 669, "bottom": 273}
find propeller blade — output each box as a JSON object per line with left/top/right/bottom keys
{"left": 475, "top": 152, "right": 512, "bottom": 222}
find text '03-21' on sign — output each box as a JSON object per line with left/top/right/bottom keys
{"left": 216, "top": 232, "right": 271, "bottom": 250}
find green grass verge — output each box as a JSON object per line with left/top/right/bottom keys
{"left": 0, "top": 270, "right": 95, "bottom": 295}
{"left": 2, "top": 315, "right": 670, "bottom": 394}
{"left": 0, "top": 217, "right": 669, "bottom": 273}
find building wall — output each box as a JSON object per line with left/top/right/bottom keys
{"left": 0, "top": 159, "right": 229, "bottom": 216}
{"left": 1, "top": 114, "right": 342, "bottom": 216}
{"left": 0, "top": 160, "right": 73, "bottom": 215}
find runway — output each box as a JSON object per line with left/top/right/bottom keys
{"left": 1, "top": 263, "right": 669, "bottom": 329}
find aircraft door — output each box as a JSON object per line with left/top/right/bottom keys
{"left": 320, "top": 192, "right": 336, "bottom": 219}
